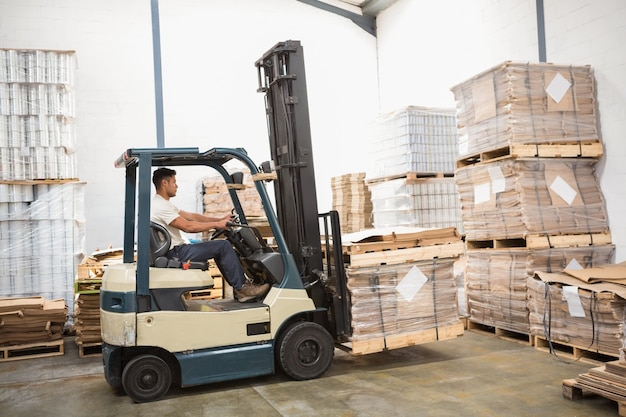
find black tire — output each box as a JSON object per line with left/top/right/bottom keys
{"left": 122, "top": 354, "right": 172, "bottom": 403}
{"left": 277, "top": 321, "right": 334, "bottom": 380}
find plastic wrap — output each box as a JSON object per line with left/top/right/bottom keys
{"left": 527, "top": 276, "right": 625, "bottom": 357}
{"left": 369, "top": 177, "right": 462, "bottom": 231}
{"left": 369, "top": 106, "right": 458, "bottom": 179}
{"left": 0, "top": 49, "right": 77, "bottom": 182}
{"left": 0, "top": 182, "right": 85, "bottom": 318}
{"left": 455, "top": 158, "right": 608, "bottom": 240}
{"left": 346, "top": 258, "right": 459, "bottom": 342}
{"left": 466, "top": 245, "right": 615, "bottom": 335}
{"left": 450, "top": 61, "right": 598, "bottom": 157}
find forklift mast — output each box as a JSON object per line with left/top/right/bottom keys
{"left": 255, "top": 41, "right": 323, "bottom": 287}
{"left": 256, "top": 41, "right": 350, "bottom": 338}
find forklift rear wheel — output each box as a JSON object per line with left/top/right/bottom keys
{"left": 277, "top": 321, "right": 334, "bottom": 380}
{"left": 122, "top": 354, "right": 172, "bottom": 403}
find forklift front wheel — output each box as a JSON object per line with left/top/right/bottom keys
{"left": 122, "top": 354, "right": 172, "bottom": 403}
{"left": 277, "top": 321, "right": 334, "bottom": 380}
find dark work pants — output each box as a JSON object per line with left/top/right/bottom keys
{"left": 167, "top": 240, "right": 245, "bottom": 290}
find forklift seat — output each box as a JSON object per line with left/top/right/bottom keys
{"left": 150, "top": 221, "right": 171, "bottom": 266}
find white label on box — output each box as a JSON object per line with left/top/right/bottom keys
{"left": 562, "top": 286, "right": 586, "bottom": 318}
{"left": 546, "top": 72, "right": 571, "bottom": 104}
{"left": 488, "top": 166, "right": 506, "bottom": 193}
{"left": 396, "top": 265, "right": 428, "bottom": 302}
{"left": 565, "top": 258, "right": 584, "bottom": 271}
{"left": 474, "top": 182, "right": 491, "bottom": 205}
{"left": 550, "top": 175, "right": 577, "bottom": 205}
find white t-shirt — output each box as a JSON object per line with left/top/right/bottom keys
{"left": 151, "top": 194, "right": 186, "bottom": 248}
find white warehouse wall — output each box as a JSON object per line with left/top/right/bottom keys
{"left": 377, "top": 0, "right": 626, "bottom": 261}
{"left": 0, "top": 0, "right": 379, "bottom": 253}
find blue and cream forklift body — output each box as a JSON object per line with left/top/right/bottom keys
{"left": 100, "top": 41, "right": 350, "bottom": 402}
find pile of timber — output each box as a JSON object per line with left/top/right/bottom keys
{"left": 0, "top": 296, "right": 67, "bottom": 360}
{"left": 339, "top": 226, "right": 465, "bottom": 354}
{"left": 331, "top": 172, "right": 372, "bottom": 233}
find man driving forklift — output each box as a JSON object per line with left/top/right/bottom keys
{"left": 150, "top": 167, "right": 270, "bottom": 302}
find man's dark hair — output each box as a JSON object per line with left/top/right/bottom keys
{"left": 152, "top": 167, "right": 176, "bottom": 189}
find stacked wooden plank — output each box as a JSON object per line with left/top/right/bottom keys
{"left": 451, "top": 61, "right": 612, "bottom": 337}
{"left": 339, "top": 227, "right": 465, "bottom": 354}
{"left": 331, "top": 172, "right": 372, "bottom": 233}
{"left": 0, "top": 296, "right": 67, "bottom": 360}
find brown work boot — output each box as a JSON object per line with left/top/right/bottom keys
{"left": 235, "top": 281, "right": 270, "bottom": 303}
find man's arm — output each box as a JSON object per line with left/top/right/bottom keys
{"left": 170, "top": 210, "right": 232, "bottom": 233}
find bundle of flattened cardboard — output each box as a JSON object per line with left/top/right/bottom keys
{"left": 331, "top": 172, "right": 372, "bottom": 233}
{"left": 455, "top": 158, "right": 609, "bottom": 241}
{"left": 0, "top": 296, "right": 67, "bottom": 345}
{"left": 529, "top": 261, "right": 626, "bottom": 358}
{"left": 450, "top": 61, "right": 598, "bottom": 157}
{"left": 467, "top": 245, "right": 614, "bottom": 335}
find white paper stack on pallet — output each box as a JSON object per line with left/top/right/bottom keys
{"left": 331, "top": 172, "right": 372, "bottom": 233}
{"left": 368, "top": 176, "right": 462, "bottom": 231}
{"left": 370, "top": 106, "right": 458, "bottom": 178}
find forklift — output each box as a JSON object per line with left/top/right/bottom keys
{"left": 100, "top": 41, "right": 351, "bottom": 402}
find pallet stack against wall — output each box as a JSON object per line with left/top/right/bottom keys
{"left": 331, "top": 172, "right": 372, "bottom": 233}
{"left": 451, "top": 61, "right": 614, "bottom": 339}
{"left": 0, "top": 50, "right": 83, "bottom": 331}
{"left": 366, "top": 106, "right": 462, "bottom": 232}
{"left": 336, "top": 227, "right": 465, "bottom": 354}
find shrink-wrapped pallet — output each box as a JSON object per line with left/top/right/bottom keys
{"left": 527, "top": 275, "right": 625, "bottom": 357}
{"left": 347, "top": 258, "right": 459, "bottom": 342}
{"left": 368, "top": 176, "right": 462, "bottom": 231}
{"left": 369, "top": 106, "right": 458, "bottom": 178}
{"left": 467, "top": 245, "right": 614, "bottom": 335}
{"left": 455, "top": 158, "right": 608, "bottom": 241}
{"left": 450, "top": 61, "right": 598, "bottom": 157}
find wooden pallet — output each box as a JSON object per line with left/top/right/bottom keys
{"left": 77, "top": 342, "right": 102, "bottom": 358}
{"left": 466, "top": 232, "right": 612, "bottom": 250}
{"left": 534, "top": 336, "right": 618, "bottom": 364}
{"left": 340, "top": 320, "right": 464, "bottom": 355}
{"left": 366, "top": 171, "right": 454, "bottom": 185}
{"left": 563, "top": 378, "right": 626, "bottom": 416}
{"left": 0, "top": 339, "right": 64, "bottom": 362}
{"left": 344, "top": 241, "right": 465, "bottom": 268}
{"left": 467, "top": 320, "right": 532, "bottom": 345}
{"left": 456, "top": 141, "right": 603, "bottom": 168}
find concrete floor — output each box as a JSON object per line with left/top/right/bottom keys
{"left": 0, "top": 330, "right": 619, "bottom": 417}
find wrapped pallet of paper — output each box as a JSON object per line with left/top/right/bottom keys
{"left": 369, "top": 106, "right": 458, "bottom": 179}
{"left": 331, "top": 172, "right": 372, "bottom": 233}
{"left": 529, "top": 262, "right": 626, "bottom": 358}
{"left": 450, "top": 61, "right": 599, "bottom": 158}
{"left": 467, "top": 245, "right": 614, "bottom": 335}
{"left": 368, "top": 176, "right": 462, "bottom": 231}
{"left": 346, "top": 257, "right": 463, "bottom": 354}
{"left": 455, "top": 158, "right": 609, "bottom": 241}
